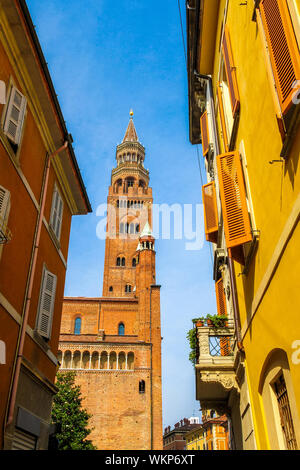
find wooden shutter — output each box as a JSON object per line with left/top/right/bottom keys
{"left": 217, "top": 151, "right": 252, "bottom": 250}
{"left": 222, "top": 26, "right": 240, "bottom": 117}
{"left": 202, "top": 181, "right": 218, "bottom": 243}
{"left": 200, "top": 111, "right": 210, "bottom": 156}
{"left": 50, "top": 186, "right": 63, "bottom": 240}
{"left": 37, "top": 268, "right": 57, "bottom": 339}
{"left": 259, "top": 0, "right": 300, "bottom": 115}
{"left": 0, "top": 186, "right": 10, "bottom": 224}
{"left": 3, "top": 86, "right": 26, "bottom": 144}
{"left": 217, "top": 83, "right": 229, "bottom": 152}
{"left": 12, "top": 430, "right": 37, "bottom": 450}
{"left": 0, "top": 80, "right": 6, "bottom": 105}
{"left": 215, "top": 278, "right": 227, "bottom": 317}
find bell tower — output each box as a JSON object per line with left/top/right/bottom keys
{"left": 60, "top": 112, "right": 162, "bottom": 450}
{"left": 102, "top": 111, "right": 153, "bottom": 298}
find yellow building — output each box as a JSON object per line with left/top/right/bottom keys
{"left": 185, "top": 413, "right": 229, "bottom": 451}
{"left": 185, "top": 426, "right": 205, "bottom": 451}
{"left": 187, "top": 0, "right": 300, "bottom": 450}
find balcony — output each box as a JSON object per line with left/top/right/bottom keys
{"left": 195, "top": 320, "right": 238, "bottom": 407}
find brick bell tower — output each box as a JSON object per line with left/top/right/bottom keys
{"left": 102, "top": 110, "right": 153, "bottom": 298}
{"left": 59, "top": 112, "right": 163, "bottom": 450}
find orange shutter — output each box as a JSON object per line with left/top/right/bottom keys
{"left": 217, "top": 151, "right": 252, "bottom": 251}
{"left": 216, "top": 278, "right": 230, "bottom": 356}
{"left": 202, "top": 181, "right": 218, "bottom": 243}
{"left": 215, "top": 278, "right": 227, "bottom": 317}
{"left": 220, "top": 337, "right": 231, "bottom": 356}
{"left": 222, "top": 26, "right": 240, "bottom": 117}
{"left": 200, "top": 111, "right": 210, "bottom": 157}
{"left": 259, "top": 0, "right": 300, "bottom": 115}
{"left": 217, "top": 83, "right": 229, "bottom": 152}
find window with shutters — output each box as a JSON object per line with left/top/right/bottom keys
{"left": 49, "top": 184, "right": 64, "bottom": 241}
{"left": 217, "top": 151, "right": 253, "bottom": 265}
{"left": 273, "top": 373, "right": 298, "bottom": 450}
{"left": 217, "top": 26, "right": 240, "bottom": 151}
{"left": 200, "top": 111, "right": 210, "bottom": 157}
{"left": 0, "top": 185, "right": 11, "bottom": 247}
{"left": 3, "top": 85, "right": 27, "bottom": 149}
{"left": 215, "top": 278, "right": 227, "bottom": 317}
{"left": 258, "top": 0, "right": 300, "bottom": 115}
{"left": 202, "top": 181, "right": 218, "bottom": 243}
{"left": 36, "top": 267, "right": 57, "bottom": 340}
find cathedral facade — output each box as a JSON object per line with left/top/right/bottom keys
{"left": 58, "top": 115, "right": 163, "bottom": 450}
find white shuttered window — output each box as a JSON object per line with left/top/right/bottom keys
{"left": 3, "top": 86, "right": 27, "bottom": 145}
{"left": 50, "top": 185, "right": 63, "bottom": 241}
{"left": 0, "top": 185, "right": 10, "bottom": 224}
{"left": 37, "top": 267, "right": 57, "bottom": 339}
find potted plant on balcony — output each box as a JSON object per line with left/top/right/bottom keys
{"left": 206, "top": 314, "right": 229, "bottom": 329}
{"left": 187, "top": 327, "right": 198, "bottom": 365}
{"left": 192, "top": 317, "right": 205, "bottom": 327}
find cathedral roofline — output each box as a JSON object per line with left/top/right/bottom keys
{"left": 63, "top": 296, "right": 139, "bottom": 303}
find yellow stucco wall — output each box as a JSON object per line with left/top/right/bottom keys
{"left": 186, "top": 428, "right": 205, "bottom": 450}
{"left": 209, "top": 0, "right": 300, "bottom": 449}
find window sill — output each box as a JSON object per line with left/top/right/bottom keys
{"left": 33, "top": 330, "right": 50, "bottom": 352}
{"left": 48, "top": 224, "right": 61, "bottom": 251}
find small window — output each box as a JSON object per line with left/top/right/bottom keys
{"left": 3, "top": 85, "right": 27, "bottom": 147}
{"left": 139, "top": 380, "right": 145, "bottom": 394}
{"left": 118, "top": 323, "right": 125, "bottom": 335}
{"left": 125, "top": 285, "right": 132, "bottom": 293}
{"left": 109, "top": 286, "right": 113, "bottom": 292}
{"left": 122, "top": 257, "right": 125, "bottom": 267}
{"left": 36, "top": 267, "right": 57, "bottom": 339}
{"left": 116, "top": 257, "right": 121, "bottom": 266}
{"left": 74, "top": 317, "right": 81, "bottom": 335}
{"left": 135, "top": 224, "right": 140, "bottom": 233}
{"left": 50, "top": 185, "right": 64, "bottom": 241}
{"left": 132, "top": 258, "right": 136, "bottom": 267}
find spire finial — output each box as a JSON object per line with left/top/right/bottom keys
{"left": 122, "top": 112, "right": 139, "bottom": 143}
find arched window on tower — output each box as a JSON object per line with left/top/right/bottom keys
{"left": 116, "top": 257, "right": 121, "bottom": 266}
{"left": 132, "top": 258, "right": 136, "bottom": 267}
{"left": 74, "top": 317, "right": 81, "bottom": 335}
{"left": 139, "top": 380, "right": 145, "bottom": 394}
{"left": 122, "top": 257, "right": 126, "bottom": 267}
{"left": 109, "top": 286, "right": 113, "bottom": 292}
{"left": 125, "top": 285, "right": 132, "bottom": 293}
{"left": 118, "top": 323, "right": 125, "bottom": 336}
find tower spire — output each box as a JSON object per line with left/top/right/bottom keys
{"left": 123, "top": 110, "right": 139, "bottom": 143}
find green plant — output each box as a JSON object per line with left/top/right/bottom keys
{"left": 51, "top": 371, "right": 96, "bottom": 450}
{"left": 192, "top": 317, "right": 205, "bottom": 324}
{"left": 187, "top": 327, "right": 198, "bottom": 365}
{"left": 206, "top": 314, "right": 229, "bottom": 329}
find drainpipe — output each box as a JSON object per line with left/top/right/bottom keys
{"left": 6, "top": 141, "right": 68, "bottom": 429}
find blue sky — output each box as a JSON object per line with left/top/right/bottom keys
{"left": 27, "top": 0, "right": 217, "bottom": 430}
